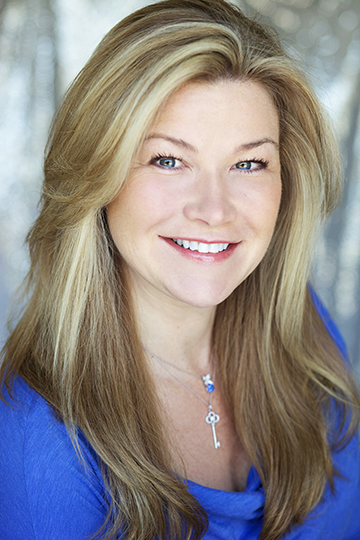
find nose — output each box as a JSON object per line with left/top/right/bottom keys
{"left": 183, "top": 171, "right": 237, "bottom": 227}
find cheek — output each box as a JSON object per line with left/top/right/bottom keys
{"left": 265, "top": 186, "right": 282, "bottom": 227}
{"left": 122, "top": 176, "right": 182, "bottom": 232}
{"left": 242, "top": 180, "right": 282, "bottom": 235}
{"left": 106, "top": 180, "right": 173, "bottom": 252}
{"left": 106, "top": 195, "right": 133, "bottom": 251}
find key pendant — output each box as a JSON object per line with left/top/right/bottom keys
{"left": 205, "top": 407, "right": 221, "bottom": 449}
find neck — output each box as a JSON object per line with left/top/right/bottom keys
{"left": 131, "top": 284, "right": 216, "bottom": 373}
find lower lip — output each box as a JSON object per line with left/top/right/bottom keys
{"left": 162, "top": 238, "right": 238, "bottom": 261}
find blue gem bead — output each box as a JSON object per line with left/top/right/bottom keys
{"left": 206, "top": 383, "right": 215, "bottom": 393}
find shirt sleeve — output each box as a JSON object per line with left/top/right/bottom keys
{"left": 0, "top": 378, "right": 111, "bottom": 540}
{"left": 298, "top": 287, "right": 360, "bottom": 540}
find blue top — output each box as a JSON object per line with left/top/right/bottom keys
{"left": 1, "top": 296, "right": 359, "bottom": 540}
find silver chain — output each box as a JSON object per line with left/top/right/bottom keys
{"left": 143, "top": 346, "right": 213, "bottom": 381}
{"left": 143, "top": 346, "right": 214, "bottom": 407}
{"left": 143, "top": 346, "right": 221, "bottom": 450}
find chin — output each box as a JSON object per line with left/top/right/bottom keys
{"left": 168, "top": 283, "right": 238, "bottom": 309}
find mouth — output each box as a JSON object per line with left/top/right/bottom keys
{"left": 171, "top": 239, "right": 230, "bottom": 254}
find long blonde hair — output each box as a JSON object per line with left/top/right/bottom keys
{"left": 1, "top": 1, "right": 359, "bottom": 539}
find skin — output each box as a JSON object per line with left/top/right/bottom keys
{"left": 107, "top": 80, "right": 282, "bottom": 491}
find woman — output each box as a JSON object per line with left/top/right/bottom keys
{"left": 0, "top": 1, "right": 359, "bottom": 539}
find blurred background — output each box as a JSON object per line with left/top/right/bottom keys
{"left": 0, "top": 0, "right": 359, "bottom": 379}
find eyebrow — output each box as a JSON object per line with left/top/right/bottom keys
{"left": 146, "top": 133, "right": 198, "bottom": 152}
{"left": 232, "top": 138, "right": 279, "bottom": 153}
{"left": 145, "top": 133, "right": 279, "bottom": 154}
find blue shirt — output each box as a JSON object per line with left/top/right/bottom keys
{"left": 1, "top": 298, "right": 359, "bottom": 540}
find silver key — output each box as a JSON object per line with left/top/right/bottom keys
{"left": 205, "top": 409, "right": 221, "bottom": 449}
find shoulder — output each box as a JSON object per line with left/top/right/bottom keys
{"left": 297, "top": 287, "right": 360, "bottom": 539}
{"left": 0, "top": 377, "right": 109, "bottom": 540}
{"left": 288, "top": 432, "right": 360, "bottom": 540}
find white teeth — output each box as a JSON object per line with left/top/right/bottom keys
{"left": 198, "top": 242, "right": 209, "bottom": 253}
{"left": 189, "top": 241, "right": 197, "bottom": 251}
{"left": 172, "top": 239, "right": 229, "bottom": 253}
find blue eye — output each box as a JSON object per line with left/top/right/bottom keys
{"left": 158, "top": 157, "right": 177, "bottom": 168}
{"left": 150, "top": 154, "right": 182, "bottom": 169}
{"left": 234, "top": 159, "right": 268, "bottom": 172}
{"left": 235, "top": 161, "right": 253, "bottom": 170}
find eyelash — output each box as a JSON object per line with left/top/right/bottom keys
{"left": 149, "top": 153, "right": 269, "bottom": 172}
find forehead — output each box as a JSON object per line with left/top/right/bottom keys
{"left": 149, "top": 79, "right": 280, "bottom": 146}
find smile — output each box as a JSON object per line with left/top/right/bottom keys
{"left": 171, "top": 239, "right": 230, "bottom": 253}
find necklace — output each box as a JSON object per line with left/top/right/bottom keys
{"left": 143, "top": 346, "right": 221, "bottom": 449}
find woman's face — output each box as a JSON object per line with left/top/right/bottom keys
{"left": 107, "top": 80, "right": 282, "bottom": 309}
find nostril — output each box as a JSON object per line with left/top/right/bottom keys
{"left": 183, "top": 199, "right": 237, "bottom": 227}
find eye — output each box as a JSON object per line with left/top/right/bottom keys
{"left": 151, "top": 154, "right": 182, "bottom": 169}
{"left": 234, "top": 159, "right": 268, "bottom": 172}
{"left": 236, "top": 161, "right": 253, "bottom": 170}
{"left": 159, "top": 157, "right": 177, "bottom": 168}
